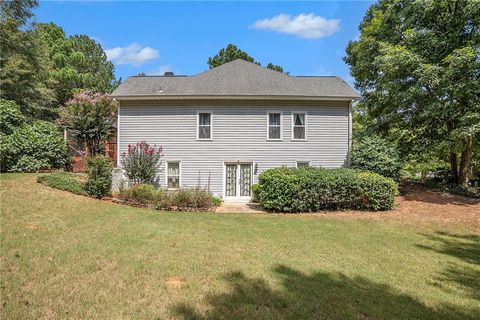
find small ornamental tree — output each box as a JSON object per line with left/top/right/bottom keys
{"left": 60, "top": 91, "right": 117, "bottom": 156}
{"left": 121, "top": 141, "right": 163, "bottom": 185}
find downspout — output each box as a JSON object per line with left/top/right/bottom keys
{"left": 116, "top": 100, "right": 121, "bottom": 167}
{"left": 348, "top": 100, "right": 353, "bottom": 167}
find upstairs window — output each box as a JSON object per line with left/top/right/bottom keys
{"left": 267, "top": 112, "right": 282, "bottom": 140}
{"left": 197, "top": 112, "right": 212, "bottom": 140}
{"left": 292, "top": 112, "right": 307, "bottom": 140}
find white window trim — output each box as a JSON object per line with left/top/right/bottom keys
{"left": 291, "top": 111, "right": 308, "bottom": 141}
{"left": 166, "top": 161, "right": 181, "bottom": 190}
{"left": 296, "top": 161, "right": 310, "bottom": 168}
{"left": 266, "top": 111, "right": 283, "bottom": 141}
{"left": 196, "top": 111, "right": 213, "bottom": 141}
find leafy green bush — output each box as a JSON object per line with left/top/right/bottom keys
{"left": 37, "top": 172, "right": 87, "bottom": 196}
{"left": 0, "top": 120, "right": 70, "bottom": 172}
{"left": 251, "top": 183, "right": 260, "bottom": 203}
{"left": 170, "top": 187, "right": 215, "bottom": 209}
{"left": 350, "top": 135, "right": 403, "bottom": 180}
{"left": 116, "top": 185, "right": 218, "bottom": 210}
{"left": 121, "top": 141, "right": 163, "bottom": 185}
{"left": 117, "top": 184, "right": 159, "bottom": 205}
{"left": 11, "top": 156, "right": 49, "bottom": 172}
{"left": 0, "top": 99, "right": 25, "bottom": 135}
{"left": 212, "top": 196, "right": 222, "bottom": 207}
{"left": 257, "top": 167, "right": 398, "bottom": 212}
{"left": 85, "top": 155, "right": 113, "bottom": 198}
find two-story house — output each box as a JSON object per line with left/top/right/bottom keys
{"left": 112, "top": 59, "right": 360, "bottom": 201}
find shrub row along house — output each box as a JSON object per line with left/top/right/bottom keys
{"left": 112, "top": 59, "right": 360, "bottom": 201}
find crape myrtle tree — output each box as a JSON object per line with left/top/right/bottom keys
{"left": 345, "top": 0, "right": 480, "bottom": 185}
{"left": 208, "top": 44, "right": 287, "bottom": 73}
{"left": 59, "top": 91, "right": 117, "bottom": 156}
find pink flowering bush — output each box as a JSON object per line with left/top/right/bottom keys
{"left": 60, "top": 91, "right": 117, "bottom": 156}
{"left": 121, "top": 141, "right": 163, "bottom": 185}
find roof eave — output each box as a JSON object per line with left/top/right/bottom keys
{"left": 112, "top": 94, "right": 361, "bottom": 102}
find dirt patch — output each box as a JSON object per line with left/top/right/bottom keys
{"left": 307, "top": 183, "right": 480, "bottom": 229}
{"left": 165, "top": 277, "right": 187, "bottom": 289}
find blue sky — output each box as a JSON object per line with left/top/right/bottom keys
{"left": 35, "top": 1, "right": 374, "bottom": 85}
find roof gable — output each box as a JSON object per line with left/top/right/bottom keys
{"left": 112, "top": 59, "right": 360, "bottom": 100}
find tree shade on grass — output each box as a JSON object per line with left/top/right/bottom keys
{"left": 1, "top": 174, "right": 478, "bottom": 319}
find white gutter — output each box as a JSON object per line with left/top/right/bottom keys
{"left": 112, "top": 95, "right": 361, "bottom": 102}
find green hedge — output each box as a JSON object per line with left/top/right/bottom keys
{"left": 37, "top": 172, "right": 87, "bottom": 196}
{"left": 257, "top": 167, "right": 398, "bottom": 212}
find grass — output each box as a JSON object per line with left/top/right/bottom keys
{"left": 1, "top": 173, "right": 479, "bottom": 319}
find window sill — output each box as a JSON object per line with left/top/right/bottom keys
{"left": 196, "top": 138, "right": 213, "bottom": 141}
{"left": 267, "top": 139, "right": 283, "bottom": 142}
{"left": 292, "top": 139, "right": 308, "bottom": 142}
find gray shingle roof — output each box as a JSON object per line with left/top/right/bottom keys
{"left": 112, "top": 59, "right": 360, "bottom": 99}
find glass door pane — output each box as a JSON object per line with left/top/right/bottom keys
{"left": 239, "top": 164, "right": 252, "bottom": 196}
{"left": 225, "top": 164, "right": 237, "bottom": 197}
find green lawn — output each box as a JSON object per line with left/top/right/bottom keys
{"left": 1, "top": 174, "right": 479, "bottom": 319}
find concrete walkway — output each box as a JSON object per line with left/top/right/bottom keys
{"left": 215, "top": 202, "right": 266, "bottom": 213}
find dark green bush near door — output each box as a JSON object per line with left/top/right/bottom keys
{"left": 257, "top": 167, "right": 398, "bottom": 212}
{"left": 85, "top": 155, "right": 113, "bottom": 198}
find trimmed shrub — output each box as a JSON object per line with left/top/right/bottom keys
{"left": 0, "top": 121, "right": 70, "bottom": 172}
{"left": 257, "top": 167, "right": 398, "bottom": 212}
{"left": 121, "top": 141, "right": 163, "bottom": 185}
{"left": 85, "top": 155, "right": 113, "bottom": 198}
{"left": 350, "top": 135, "right": 402, "bottom": 180}
{"left": 37, "top": 172, "right": 87, "bottom": 196}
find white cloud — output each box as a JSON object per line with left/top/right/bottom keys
{"left": 105, "top": 43, "right": 159, "bottom": 66}
{"left": 251, "top": 13, "right": 340, "bottom": 39}
{"left": 149, "top": 65, "right": 173, "bottom": 75}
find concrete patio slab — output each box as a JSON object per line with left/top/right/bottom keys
{"left": 215, "top": 202, "right": 266, "bottom": 213}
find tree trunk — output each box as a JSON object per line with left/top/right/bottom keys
{"left": 447, "top": 121, "right": 459, "bottom": 184}
{"left": 458, "top": 135, "right": 472, "bottom": 186}
{"left": 450, "top": 149, "right": 459, "bottom": 184}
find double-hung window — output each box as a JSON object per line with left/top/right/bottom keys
{"left": 167, "top": 162, "right": 180, "bottom": 189}
{"left": 267, "top": 112, "right": 282, "bottom": 140}
{"left": 292, "top": 112, "right": 307, "bottom": 140}
{"left": 197, "top": 112, "right": 212, "bottom": 140}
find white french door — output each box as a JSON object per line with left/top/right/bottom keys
{"left": 225, "top": 163, "right": 253, "bottom": 201}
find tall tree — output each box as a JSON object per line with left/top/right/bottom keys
{"left": 208, "top": 44, "right": 286, "bottom": 73}
{"left": 345, "top": 0, "right": 480, "bottom": 185}
{"left": 208, "top": 44, "right": 259, "bottom": 68}
{"left": 35, "top": 23, "right": 119, "bottom": 106}
{"left": 1, "top": 0, "right": 37, "bottom": 25}
{"left": 0, "top": 0, "right": 56, "bottom": 119}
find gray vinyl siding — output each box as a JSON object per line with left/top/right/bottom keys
{"left": 118, "top": 102, "right": 350, "bottom": 198}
